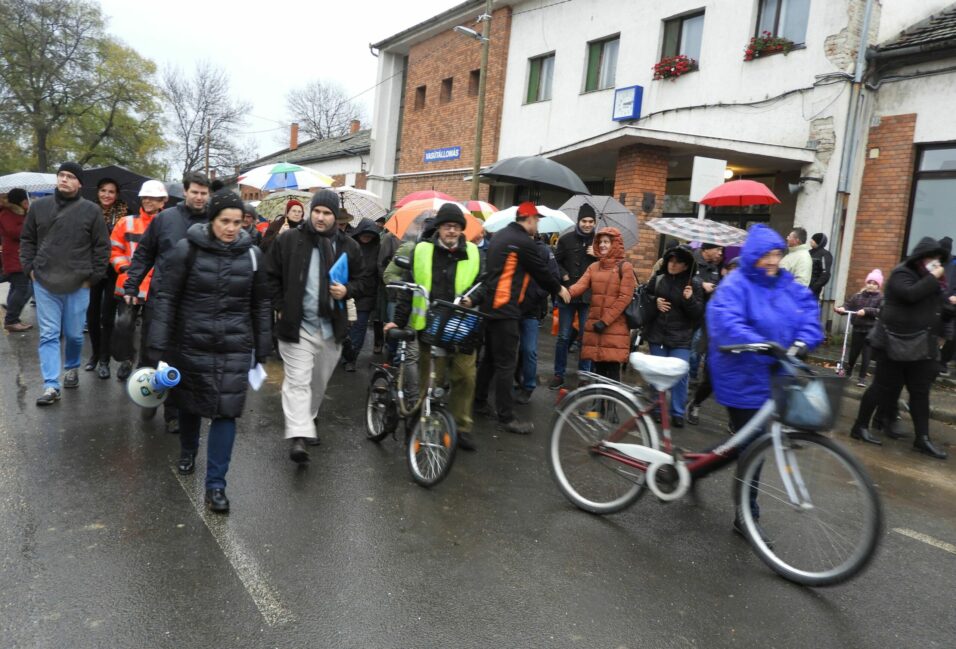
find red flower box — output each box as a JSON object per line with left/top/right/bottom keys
{"left": 744, "top": 31, "right": 795, "bottom": 61}
{"left": 652, "top": 54, "right": 698, "bottom": 81}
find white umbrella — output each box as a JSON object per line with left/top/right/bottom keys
{"left": 334, "top": 186, "right": 387, "bottom": 223}
{"left": 483, "top": 204, "right": 574, "bottom": 234}
{"left": 0, "top": 172, "right": 57, "bottom": 194}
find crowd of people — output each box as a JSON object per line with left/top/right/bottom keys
{"left": 1, "top": 163, "right": 951, "bottom": 512}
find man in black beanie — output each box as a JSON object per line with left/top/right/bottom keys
{"left": 266, "top": 188, "right": 372, "bottom": 463}
{"left": 550, "top": 202, "right": 597, "bottom": 388}
{"left": 20, "top": 162, "right": 110, "bottom": 405}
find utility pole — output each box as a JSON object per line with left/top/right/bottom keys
{"left": 469, "top": 0, "right": 493, "bottom": 201}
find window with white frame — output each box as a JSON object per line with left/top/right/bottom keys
{"left": 662, "top": 11, "right": 704, "bottom": 62}
{"left": 756, "top": 0, "right": 810, "bottom": 44}
{"left": 584, "top": 36, "right": 619, "bottom": 92}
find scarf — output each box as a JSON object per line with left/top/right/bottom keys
{"left": 305, "top": 218, "right": 339, "bottom": 319}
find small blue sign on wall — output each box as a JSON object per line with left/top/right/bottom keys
{"left": 424, "top": 146, "right": 462, "bottom": 163}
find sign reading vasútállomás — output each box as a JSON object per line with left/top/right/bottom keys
{"left": 424, "top": 146, "right": 462, "bottom": 163}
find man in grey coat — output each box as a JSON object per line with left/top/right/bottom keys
{"left": 20, "top": 162, "right": 110, "bottom": 405}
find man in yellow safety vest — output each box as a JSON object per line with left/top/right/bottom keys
{"left": 383, "top": 203, "right": 485, "bottom": 450}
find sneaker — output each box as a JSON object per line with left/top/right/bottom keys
{"left": 36, "top": 387, "right": 61, "bottom": 406}
{"left": 63, "top": 369, "right": 79, "bottom": 389}
{"left": 96, "top": 361, "right": 110, "bottom": 379}
{"left": 498, "top": 418, "right": 534, "bottom": 435}
{"left": 548, "top": 375, "right": 564, "bottom": 390}
{"left": 344, "top": 361, "right": 356, "bottom": 372}
{"left": 177, "top": 450, "right": 196, "bottom": 475}
{"left": 687, "top": 405, "right": 700, "bottom": 425}
{"left": 856, "top": 379, "right": 867, "bottom": 388}
{"left": 116, "top": 361, "right": 133, "bottom": 381}
{"left": 4, "top": 322, "right": 32, "bottom": 332}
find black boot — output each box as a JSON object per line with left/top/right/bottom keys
{"left": 913, "top": 436, "right": 948, "bottom": 459}
{"left": 850, "top": 423, "right": 882, "bottom": 445}
{"left": 884, "top": 417, "right": 908, "bottom": 440}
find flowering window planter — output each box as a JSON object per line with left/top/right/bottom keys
{"left": 744, "top": 32, "right": 795, "bottom": 61}
{"left": 652, "top": 54, "right": 698, "bottom": 81}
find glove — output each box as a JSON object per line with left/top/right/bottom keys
{"left": 787, "top": 341, "right": 809, "bottom": 359}
{"left": 593, "top": 321, "right": 607, "bottom": 333}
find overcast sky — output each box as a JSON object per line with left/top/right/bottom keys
{"left": 97, "top": 0, "right": 457, "bottom": 157}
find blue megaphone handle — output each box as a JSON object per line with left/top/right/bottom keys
{"left": 151, "top": 365, "right": 181, "bottom": 390}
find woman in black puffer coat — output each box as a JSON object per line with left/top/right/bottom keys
{"left": 851, "top": 237, "right": 952, "bottom": 458}
{"left": 150, "top": 190, "right": 272, "bottom": 512}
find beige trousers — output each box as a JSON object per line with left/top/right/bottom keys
{"left": 278, "top": 327, "right": 342, "bottom": 439}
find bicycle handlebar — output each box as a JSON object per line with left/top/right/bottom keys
{"left": 718, "top": 341, "right": 815, "bottom": 374}
{"left": 386, "top": 281, "right": 429, "bottom": 302}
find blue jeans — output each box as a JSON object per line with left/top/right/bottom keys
{"left": 343, "top": 309, "right": 372, "bottom": 363}
{"left": 649, "top": 344, "right": 692, "bottom": 417}
{"left": 517, "top": 317, "right": 539, "bottom": 392}
{"left": 179, "top": 413, "right": 237, "bottom": 490}
{"left": 33, "top": 282, "right": 90, "bottom": 390}
{"left": 554, "top": 301, "right": 592, "bottom": 378}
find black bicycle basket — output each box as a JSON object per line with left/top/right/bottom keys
{"left": 420, "top": 299, "right": 486, "bottom": 354}
{"left": 771, "top": 374, "right": 846, "bottom": 431}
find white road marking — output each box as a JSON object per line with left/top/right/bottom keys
{"left": 893, "top": 527, "right": 956, "bottom": 556}
{"left": 174, "top": 469, "right": 295, "bottom": 626}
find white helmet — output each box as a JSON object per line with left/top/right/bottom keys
{"left": 138, "top": 179, "right": 168, "bottom": 198}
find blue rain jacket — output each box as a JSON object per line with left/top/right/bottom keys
{"left": 707, "top": 224, "right": 824, "bottom": 409}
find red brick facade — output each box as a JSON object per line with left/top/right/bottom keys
{"left": 845, "top": 114, "right": 917, "bottom": 295}
{"left": 394, "top": 7, "right": 512, "bottom": 204}
{"left": 613, "top": 144, "right": 671, "bottom": 280}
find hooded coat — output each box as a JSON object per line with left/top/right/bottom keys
{"left": 149, "top": 224, "right": 272, "bottom": 419}
{"left": 879, "top": 237, "right": 951, "bottom": 337}
{"left": 809, "top": 233, "right": 833, "bottom": 297}
{"left": 707, "top": 224, "right": 823, "bottom": 409}
{"left": 569, "top": 227, "right": 636, "bottom": 363}
{"left": 0, "top": 202, "right": 26, "bottom": 274}
{"left": 350, "top": 217, "right": 382, "bottom": 312}
{"left": 645, "top": 246, "right": 704, "bottom": 348}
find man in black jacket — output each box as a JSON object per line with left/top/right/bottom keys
{"left": 20, "top": 162, "right": 110, "bottom": 405}
{"left": 342, "top": 217, "right": 381, "bottom": 372}
{"left": 809, "top": 233, "right": 833, "bottom": 299}
{"left": 474, "top": 202, "right": 570, "bottom": 434}
{"left": 124, "top": 171, "right": 211, "bottom": 432}
{"left": 265, "top": 189, "right": 370, "bottom": 463}
{"left": 550, "top": 203, "right": 596, "bottom": 388}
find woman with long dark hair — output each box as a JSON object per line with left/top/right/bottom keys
{"left": 86, "top": 178, "right": 128, "bottom": 377}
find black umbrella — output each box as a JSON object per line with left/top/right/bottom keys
{"left": 479, "top": 155, "right": 589, "bottom": 195}
{"left": 80, "top": 165, "right": 151, "bottom": 214}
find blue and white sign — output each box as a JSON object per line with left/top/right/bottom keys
{"left": 424, "top": 146, "right": 462, "bottom": 163}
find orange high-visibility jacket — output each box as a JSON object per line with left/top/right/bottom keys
{"left": 110, "top": 209, "right": 155, "bottom": 298}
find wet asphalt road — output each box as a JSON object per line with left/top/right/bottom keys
{"left": 2, "top": 313, "right": 956, "bottom": 648}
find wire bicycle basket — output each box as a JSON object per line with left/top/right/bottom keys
{"left": 771, "top": 374, "right": 847, "bottom": 431}
{"left": 420, "top": 299, "right": 486, "bottom": 354}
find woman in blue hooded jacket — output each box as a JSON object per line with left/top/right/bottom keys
{"left": 708, "top": 225, "right": 823, "bottom": 418}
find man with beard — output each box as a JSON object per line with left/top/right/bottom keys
{"left": 20, "top": 162, "right": 110, "bottom": 405}
{"left": 550, "top": 203, "right": 597, "bottom": 389}
{"left": 265, "top": 189, "right": 370, "bottom": 464}
{"left": 124, "top": 171, "right": 211, "bottom": 433}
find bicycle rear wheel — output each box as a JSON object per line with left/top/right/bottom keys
{"left": 735, "top": 432, "right": 882, "bottom": 586}
{"left": 365, "top": 371, "right": 395, "bottom": 442}
{"left": 407, "top": 407, "right": 457, "bottom": 487}
{"left": 550, "top": 387, "right": 657, "bottom": 514}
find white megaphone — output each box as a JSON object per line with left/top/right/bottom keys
{"left": 127, "top": 362, "right": 181, "bottom": 408}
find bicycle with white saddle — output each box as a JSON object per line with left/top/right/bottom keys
{"left": 548, "top": 342, "right": 883, "bottom": 586}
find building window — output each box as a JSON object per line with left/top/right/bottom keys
{"left": 756, "top": 0, "right": 810, "bottom": 45}
{"left": 440, "top": 77, "right": 453, "bottom": 104}
{"left": 414, "top": 85, "right": 426, "bottom": 110}
{"left": 907, "top": 145, "right": 956, "bottom": 252}
{"left": 469, "top": 69, "right": 480, "bottom": 97}
{"left": 584, "top": 35, "right": 619, "bottom": 92}
{"left": 662, "top": 11, "right": 704, "bottom": 63}
{"left": 526, "top": 53, "right": 555, "bottom": 103}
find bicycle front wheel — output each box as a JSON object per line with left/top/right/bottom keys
{"left": 735, "top": 432, "right": 883, "bottom": 587}
{"left": 407, "top": 407, "right": 457, "bottom": 487}
{"left": 550, "top": 387, "right": 657, "bottom": 514}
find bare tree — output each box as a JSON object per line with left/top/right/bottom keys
{"left": 286, "top": 80, "right": 366, "bottom": 141}
{"left": 162, "top": 61, "right": 252, "bottom": 177}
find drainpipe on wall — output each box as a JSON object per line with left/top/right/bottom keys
{"left": 825, "top": 0, "right": 876, "bottom": 328}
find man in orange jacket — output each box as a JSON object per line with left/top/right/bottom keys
{"left": 109, "top": 180, "right": 167, "bottom": 379}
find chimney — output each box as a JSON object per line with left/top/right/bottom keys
{"left": 350, "top": 119, "right": 361, "bottom": 134}
{"left": 290, "top": 122, "right": 299, "bottom": 150}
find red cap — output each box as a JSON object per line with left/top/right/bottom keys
{"left": 286, "top": 199, "right": 304, "bottom": 213}
{"left": 516, "top": 201, "right": 539, "bottom": 218}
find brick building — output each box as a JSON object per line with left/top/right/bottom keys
{"left": 368, "top": 2, "right": 512, "bottom": 206}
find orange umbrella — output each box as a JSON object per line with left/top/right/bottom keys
{"left": 464, "top": 199, "right": 498, "bottom": 221}
{"left": 384, "top": 198, "right": 483, "bottom": 241}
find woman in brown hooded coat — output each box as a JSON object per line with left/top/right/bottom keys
{"left": 569, "top": 227, "right": 636, "bottom": 381}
